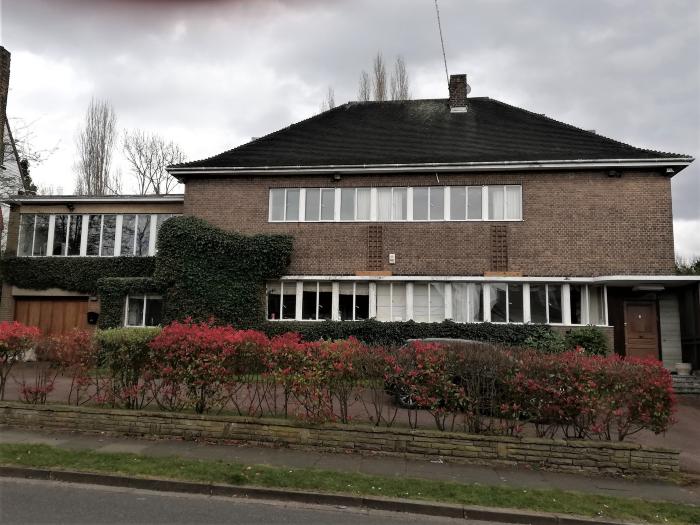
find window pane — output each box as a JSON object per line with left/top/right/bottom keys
{"left": 67, "top": 215, "right": 82, "bottom": 256}
{"left": 530, "top": 285, "right": 547, "bottom": 323}
{"left": 470, "top": 284, "right": 484, "bottom": 322}
{"left": 450, "top": 187, "right": 466, "bottom": 220}
{"left": 429, "top": 187, "right": 444, "bottom": 220}
{"left": 413, "top": 283, "right": 429, "bottom": 322}
{"left": 156, "top": 214, "right": 174, "bottom": 229}
{"left": 281, "top": 282, "right": 297, "bottom": 320}
{"left": 430, "top": 283, "right": 445, "bottom": 322}
{"left": 377, "top": 188, "right": 392, "bottom": 221}
{"left": 320, "top": 189, "right": 335, "bottom": 220}
{"left": 505, "top": 186, "right": 522, "bottom": 220}
{"left": 318, "top": 282, "right": 332, "bottom": 320}
{"left": 490, "top": 284, "right": 507, "bottom": 322}
{"left": 488, "top": 186, "right": 505, "bottom": 220}
{"left": 570, "top": 285, "right": 583, "bottom": 324}
{"left": 121, "top": 215, "right": 136, "bottom": 255}
{"left": 270, "top": 189, "right": 284, "bottom": 221}
{"left": 355, "top": 283, "right": 369, "bottom": 320}
{"left": 340, "top": 188, "right": 355, "bottom": 220}
{"left": 413, "top": 187, "right": 429, "bottom": 220}
{"left": 87, "top": 215, "right": 101, "bottom": 256}
{"left": 451, "top": 283, "right": 469, "bottom": 323}
{"left": 135, "top": 215, "right": 151, "bottom": 256}
{"left": 393, "top": 188, "right": 407, "bottom": 220}
{"left": 508, "top": 284, "right": 523, "bottom": 323}
{"left": 18, "top": 215, "right": 35, "bottom": 256}
{"left": 305, "top": 188, "right": 320, "bottom": 221}
{"left": 127, "top": 297, "right": 144, "bottom": 326}
{"left": 302, "top": 282, "right": 317, "bottom": 320}
{"left": 467, "top": 187, "right": 483, "bottom": 220}
{"left": 356, "top": 188, "right": 371, "bottom": 220}
{"left": 145, "top": 298, "right": 163, "bottom": 326}
{"left": 589, "top": 286, "right": 606, "bottom": 325}
{"left": 285, "top": 189, "right": 299, "bottom": 221}
{"left": 339, "top": 283, "right": 354, "bottom": 321}
{"left": 376, "top": 284, "right": 391, "bottom": 321}
{"left": 101, "top": 215, "right": 117, "bottom": 256}
{"left": 391, "top": 283, "right": 406, "bottom": 321}
{"left": 52, "top": 215, "right": 68, "bottom": 256}
{"left": 267, "top": 282, "right": 281, "bottom": 320}
{"left": 32, "top": 215, "right": 49, "bottom": 256}
{"left": 548, "top": 285, "right": 563, "bottom": 323}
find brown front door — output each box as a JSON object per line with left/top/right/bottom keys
{"left": 624, "top": 301, "right": 659, "bottom": 359}
{"left": 14, "top": 297, "right": 90, "bottom": 335}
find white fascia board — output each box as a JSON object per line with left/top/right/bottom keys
{"left": 5, "top": 195, "right": 185, "bottom": 205}
{"left": 279, "top": 275, "right": 700, "bottom": 284}
{"left": 169, "top": 157, "right": 694, "bottom": 177}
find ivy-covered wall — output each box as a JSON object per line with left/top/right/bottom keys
{"left": 96, "top": 277, "right": 162, "bottom": 329}
{"left": 154, "top": 216, "right": 293, "bottom": 327}
{"left": 0, "top": 256, "right": 156, "bottom": 293}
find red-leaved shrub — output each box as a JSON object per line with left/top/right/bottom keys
{"left": 0, "top": 321, "right": 41, "bottom": 400}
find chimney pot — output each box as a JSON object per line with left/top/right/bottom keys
{"left": 448, "top": 74, "right": 468, "bottom": 112}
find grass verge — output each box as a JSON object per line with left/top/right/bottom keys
{"left": 1, "top": 443, "right": 698, "bottom": 524}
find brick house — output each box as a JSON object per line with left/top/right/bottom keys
{"left": 1, "top": 74, "right": 698, "bottom": 369}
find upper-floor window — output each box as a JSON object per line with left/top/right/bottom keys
{"left": 268, "top": 185, "right": 522, "bottom": 223}
{"left": 17, "top": 213, "right": 179, "bottom": 257}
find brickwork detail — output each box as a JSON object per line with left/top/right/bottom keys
{"left": 490, "top": 225, "right": 508, "bottom": 271}
{"left": 0, "top": 402, "right": 679, "bottom": 476}
{"left": 367, "top": 225, "right": 383, "bottom": 271}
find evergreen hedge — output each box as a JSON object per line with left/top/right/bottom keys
{"left": 260, "top": 319, "right": 554, "bottom": 346}
{"left": 153, "top": 216, "right": 293, "bottom": 327}
{"left": 0, "top": 256, "right": 155, "bottom": 294}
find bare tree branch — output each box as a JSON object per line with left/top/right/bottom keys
{"left": 123, "top": 129, "right": 186, "bottom": 195}
{"left": 390, "top": 55, "right": 411, "bottom": 101}
{"left": 319, "top": 86, "right": 336, "bottom": 113}
{"left": 358, "top": 70, "right": 370, "bottom": 102}
{"left": 74, "top": 98, "right": 119, "bottom": 195}
{"left": 372, "top": 52, "right": 387, "bottom": 102}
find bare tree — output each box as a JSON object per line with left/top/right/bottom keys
{"left": 371, "top": 52, "right": 387, "bottom": 102}
{"left": 357, "top": 70, "right": 371, "bottom": 102}
{"left": 319, "top": 86, "right": 336, "bottom": 112}
{"left": 390, "top": 55, "right": 411, "bottom": 101}
{"left": 74, "top": 98, "right": 119, "bottom": 195}
{"left": 123, "top": 129, "right": 186, "bottom": 195}
{"left": 8, "top": 117, "right": 59, "bottom": 166}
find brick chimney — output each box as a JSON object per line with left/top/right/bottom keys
{"left": 0, "top": 46, "right": 10, "bottom": 163}
{"left": 448, "top": 74, "right": 468, "bottom": 113}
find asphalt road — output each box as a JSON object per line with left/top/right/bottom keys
{"left": 0, "top": 478, "right": 498, "bottom": 525}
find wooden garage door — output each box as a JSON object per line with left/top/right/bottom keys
{"left": 14, "top": 297, "right": 90, "bottom": 335}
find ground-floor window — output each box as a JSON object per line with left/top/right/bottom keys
{"left": 125, "top": 295, "right": 163, "bottom": 327}
{"left": 266, "top": 280, "right": 609, "bottom": 326}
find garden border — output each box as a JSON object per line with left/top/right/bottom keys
{"left": 0, "top": 402, "right": 678, "bottom": 477}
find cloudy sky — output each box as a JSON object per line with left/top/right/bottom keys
{"left": 2, "top": 0, "right": 699, "bottom": 256}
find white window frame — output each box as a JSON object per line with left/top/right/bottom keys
{"left": 267, "top": 185, "right": 522, "bottom": 223}
{"left": 124, "top": 294, "right": 163, "bottom": 328}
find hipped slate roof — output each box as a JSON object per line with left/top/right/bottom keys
{"left": 174, "top": 97, "right": 690, "bottom": 170}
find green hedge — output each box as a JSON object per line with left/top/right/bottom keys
{"left": 96, "top": 277, "right": 163, "bottom": 329}
{"left": 0, "top": 256, "right": 155, "bottom": 294}
{"left": 154, "top": 216, "right": 293, "bottom": 327}
{"left": 260, "top": 319, "right": 554, "bottom": 346}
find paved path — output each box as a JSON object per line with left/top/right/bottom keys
{"left": 1, "top": 426, "right": 698, "bottom": 505}
{"left": 1, "top": 478, "right": 488, "bottom": 525}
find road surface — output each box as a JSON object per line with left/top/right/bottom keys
{"left": 0, "top": 477, "right": 499, "bottom": 524}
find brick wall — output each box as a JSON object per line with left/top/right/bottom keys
{"left": 184, "top": 170, "right": 675, "bottom": 277}
{"left": 0, "top": 402, "right": 679, "bottom": 476}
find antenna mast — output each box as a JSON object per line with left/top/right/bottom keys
{"left": 434, "top": 0, "right": 449, "bottom": 86}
